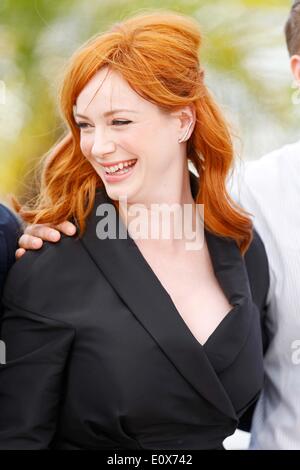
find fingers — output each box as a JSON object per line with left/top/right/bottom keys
{"left": 24, "top": 222, "right": 76, "bottom": 239}
{"left": 24, "top": 224, "right": 61, "bottom": 242}
{"left": 16, "top": 221, "right": 76, "bottom": 258}
{"left": 55, "top": 221, "right": 77, "bottom": 236}
{"left": 18, "top": 234, "right": 44, "bottom": 250}
{"left": 15, "top": 248, "right": 26, "bottom": 260}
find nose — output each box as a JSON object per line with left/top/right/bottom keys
{"left": 91, "top": 128, "right": 116, "bottom": 162}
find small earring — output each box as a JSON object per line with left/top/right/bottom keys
{"left": 178, "top": 121, "right": 193, "bottom": 143}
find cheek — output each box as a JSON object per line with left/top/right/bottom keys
{"left": 80, "top": 136, "right": 92, "bottom": 158}
{"left": 123, "top": 127, "right": 156, "bottom": 156}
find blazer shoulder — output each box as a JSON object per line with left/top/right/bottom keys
{"left": 0, "top": 204, "right": 22, "bottom": 248}
{"left": 0, "top": 204, "right": 21, "bottom": 229}
{"left": 0, "top": 206, "right": 22, "bottom": 294}
{"left": 2, "top": 234, "right": 87, "bottom": 312}
{"left": 244, "top": 228, "right": 270, "bottom": 312}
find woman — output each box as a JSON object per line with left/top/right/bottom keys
{"left": 0, "top": 10, "right": 269, "bottom": 450}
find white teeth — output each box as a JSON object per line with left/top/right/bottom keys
{"left": 104, "top": 159, "right": 137, "bottom": 174}
{"left": 116, "top": 168, "right": 130, "bottom": 174}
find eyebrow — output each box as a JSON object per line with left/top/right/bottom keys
{"left": 73, "top": 108, "right": 139, "bottom": 120}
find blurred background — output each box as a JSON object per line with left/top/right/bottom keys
{"left": 0, "top": 0, "right": 295, "bottom": 449}
{"left": 0, "top": 0, "right": 298, "bottom": 205}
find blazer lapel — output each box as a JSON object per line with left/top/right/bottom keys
{"left": 81, "top": 172, "right": 254, "bottom": 421}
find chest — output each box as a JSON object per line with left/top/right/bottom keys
{"left": 135, "top": 242, "right": 233, "bottom": 345}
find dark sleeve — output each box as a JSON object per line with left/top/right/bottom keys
{"left": 237, "top": 228, "right": 270, "bottom": 433}
{"left": 0, "top": 297, "right": 75, "bottom": 449}
{"left": 0, "top": 204, "right": 22, "bottom": 300}
{"left": 244, "top": 229, "right": 270, "bottom": 355}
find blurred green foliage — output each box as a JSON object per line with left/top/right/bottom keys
{"left": 0, "top": 0, "right": 295, "bottom": 204}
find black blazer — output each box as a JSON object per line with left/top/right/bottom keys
{"left": 0, "top": 172, "right": 269, "bottom": 450}
{"left": 0, "top": 205, "right": 21, "bottom": 302}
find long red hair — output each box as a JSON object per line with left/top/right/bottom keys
{"left": 14, "top": 10, "right": 253, "bottom": 254}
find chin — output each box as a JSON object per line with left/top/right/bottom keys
{"left": 104, "top": 187, "right": 128, "bottom": 203}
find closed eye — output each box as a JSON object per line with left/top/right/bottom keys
{"left": 111, "top": 120, "right": 132, "bottom": 126}
{"left": 75, "top": 122, "right": 91, "bottom": 129}
{"left": 75, "top": 120, "right": 132, "bottom": 129}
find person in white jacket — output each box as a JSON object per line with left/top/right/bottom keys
{"left": 227, "top": 140, "right": 300, "bottom": 450}
{"left": 226, "top": 1, "right": 300, "bottom": 449}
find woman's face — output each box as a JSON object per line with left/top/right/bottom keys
{"left": 74, "top": 66, "right": 190, "bottom": 206}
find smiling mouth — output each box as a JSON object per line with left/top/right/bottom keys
{"left": 102, "top": 158, "right": 138, "bottom": 175}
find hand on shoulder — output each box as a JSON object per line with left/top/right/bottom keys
{"left": 16, "top": 221, "right": 77, "bottom": 259}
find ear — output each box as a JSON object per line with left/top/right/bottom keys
{"left": 290, "top": 54, "right": 300, "bottom": 83}
{"left": 172, "top": 104, "right": 196, "bottom": 140}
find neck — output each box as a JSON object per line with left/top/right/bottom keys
{"left": 117, "top": 169, "right": 203, "bottom": 252}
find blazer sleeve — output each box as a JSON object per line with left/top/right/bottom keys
{"left": 237, "top": 228, "right": 270, "bottom": 433}
{"left": 244, "top": 228, "right": 270, "bottom": 355}
{"left": 0, "top": 296, "right": 75, "bottom": 449}
{"left": 0, "top": 205, "right": 22, "bottom": 302}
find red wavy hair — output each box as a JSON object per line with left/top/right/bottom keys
{"left": 14, "top": 10, "right": 253, "bottom": 254}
